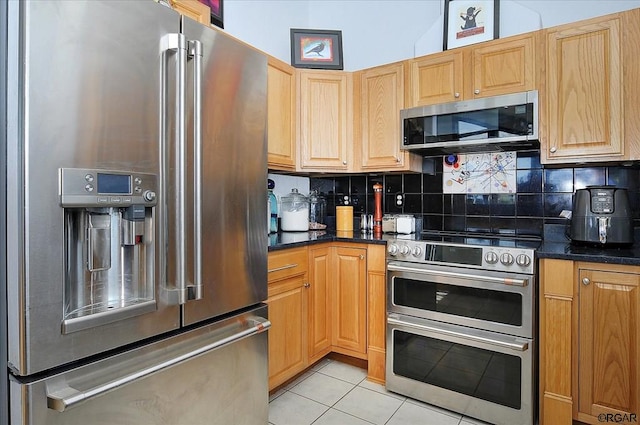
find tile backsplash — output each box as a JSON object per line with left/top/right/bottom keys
{"left": 307, "top": 150, "right": 640, "bottom": 238}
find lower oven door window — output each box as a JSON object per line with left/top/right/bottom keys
{"left": 386, "top": 313, "right": 534, "bottom": 425}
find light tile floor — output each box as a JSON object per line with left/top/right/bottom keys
{"left": 268, "top": 358, "right": 493, "bottom": 425}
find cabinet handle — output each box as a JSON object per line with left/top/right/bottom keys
{"left": 268, "top": 263, "right": 297, "bottom": 273}
{"left": 342, "top": 161, "right": 347, "bottom": 165}
{"left": 359, "top": 255, "right": 365, "bottom": 260}
{"left": 454, "top": 92, "right": 460, "bottom": 98}
{"left": 474, "top": 89, "right": 480, "bottom": 95}
{"left": 582, "top": 277, "right": 591, "bottom": 286}
{"left": 550, "top": 147, "right": 557, "bottom": 153}
{"left": 395, "top": 157, "right": 401, "bottom": 163}
{"left": 304, "top": 282, "right": 310, "bottom": 288}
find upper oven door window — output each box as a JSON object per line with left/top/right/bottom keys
{"left": 387, "top": 265, "right": 534, "bottom": 338}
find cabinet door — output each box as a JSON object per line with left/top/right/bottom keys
{"left": 267, "top": 57, "right": 297, "bottom": 171}
{"left": 332, "top": 246, "right": 367, "bottom": 357}
{"left": 407, "top": 51, "right": 463, "bottom": 107}
{"left": 298, "top": 71, "right": 353, "bottom": 171}
{"left": 544, "top": 17, "right": 623, "bottom": 162}
{"left": 308, "top": 246, "right": 331, "bottom": 363}
{"left": 170, "top": 0, "right": 210, "bottom": 25}
{"left": 358, "top": 63, "right": 422, "bottom": 172}
{"left": 577, "top": 267, "right": 640, "bottom": 423}
{"left": 470, "top": 34, "right": 535, "bottom": 98}
{"left": 266, "top": 275, "right": 307, "bottom": 390}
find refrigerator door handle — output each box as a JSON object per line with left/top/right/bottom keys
{"left": 162, "top": 33, "right": 189, "bottom": 304}
{"left": 188, "top": 39, "right": 203, "bottom": 301}
{"left": 46, "top": 316, "right": 271, "bottom": 412}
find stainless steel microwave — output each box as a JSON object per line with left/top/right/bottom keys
{"left": 400, "top": 90, "right": 538, "bottom": 154}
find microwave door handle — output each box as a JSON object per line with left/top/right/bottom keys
{"left": 387, "top": 262, "right": 528, "bottom": 287}
{"left": 189, "top": 39, "right": 203, "bottom": 301}
{"left": 161, "top": 34, "right": 189, "bottom": 304}
{"left": 46, "top": 316, "right": 271, "bottom": 412}
{"left": 387, "top": 315, "right": 529, "bottom": 352}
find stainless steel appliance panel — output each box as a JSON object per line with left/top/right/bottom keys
{"left": 180, "top": 18, "right": 268, "bottom": 326}
{"left": 9, "top": 305, "right": 270, "bottom": 425}
{"left": 6, "top": 1, "right": 181, "bottom": 376}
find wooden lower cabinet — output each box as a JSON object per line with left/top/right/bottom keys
{"left": 266, "top": 275, "right": 307, "bottom": 390}
{"left": 332, "top": 246, "right": 368, "bottom": 358}
{"left": 268, "top": 242, "right": 387, "bottom": 390}
{"left": 267, "top": 247, "right": 309, "bottom": 390}
{"left": 308, "top": 246, "right": 332, "bottom": 363}
{"left": 540, "top": 259, "right": 640, "bottom": 424}
{"left": 576, "top": 266, "right": 640, "bottom": 424}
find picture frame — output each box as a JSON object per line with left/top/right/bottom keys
{"left": 197, "top": 0, "right": 223, "bottom": 29}
{"left": 290, "top": 29, "right": 343, "bottom": 70}
{"left": 443, "top": 0, "right": 499, "bottom": 50}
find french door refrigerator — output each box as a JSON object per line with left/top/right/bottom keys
{"left": 2, "top": 1, "right": 269, "bottom": 424}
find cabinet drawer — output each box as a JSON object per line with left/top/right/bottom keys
{"left": 268, "top": 247, "right": 308, "bottom": 283}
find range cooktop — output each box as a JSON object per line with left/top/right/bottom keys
{"left": 387, "top": 231, "right": 540, "bottom": 274}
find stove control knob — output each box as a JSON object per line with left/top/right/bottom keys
{"left": 399, "top": 245, "right": 410, "bottom": 256}
{"left": 485, "top": 251, "right": 499, "bottom": 264}
{"left": 516, "top": 254, "right": 532, "bottom": 267}
{"left": 412, "top": 246, "right": 422, "bottom": 258}
{"left": 387, "top": 244, "right": 399, "bottom": 256}
{"left": 500, "top": 253, "right": 514, "bottom": 266}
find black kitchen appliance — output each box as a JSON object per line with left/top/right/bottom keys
{"left": 570, "top": 186, "right": 634, "bottom": 246}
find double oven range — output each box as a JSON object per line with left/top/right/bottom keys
{"left": 385, "top": 233, "right": 538, "bottom": 425}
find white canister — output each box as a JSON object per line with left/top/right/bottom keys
{"left": 280, "top": 188, "right": 309, "bottom": 231}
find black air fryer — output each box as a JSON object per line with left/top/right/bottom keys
{"left": 570, "top": 186, "right": 634, "bottom": 246}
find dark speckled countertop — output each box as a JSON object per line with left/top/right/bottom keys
{"left": 537, "top": 224, "right": 640, "bottom": 266}
{"left": 268, "top": 231, "right": 389, "bottom": 251}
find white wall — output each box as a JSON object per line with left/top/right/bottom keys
{"left": 224, "top": 0, "right": 640, "bottom": 70}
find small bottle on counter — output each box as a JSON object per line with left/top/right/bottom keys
{"left": 268, "top": 179, "right": 278, "bottom": 234}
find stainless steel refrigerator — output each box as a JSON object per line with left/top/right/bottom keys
{"left": 2, "top": 1, "right": 269, "bottom": 424}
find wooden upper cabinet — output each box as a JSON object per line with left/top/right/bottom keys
{"left": 542, "top": 15, "right": 624, "bottom": 163}
{"left": 407, "top": 32, "right": 536, "bottom": 107}
{"left": 407, "top": 50, "right": 463, "bottom": 107}
{"left": 267, "top": 56, "right": 297, "bottom": 171}
{"left": 169, "top": 0, "right": 210, "bottom": 25}
{"left": 576, "top": 265, "right": 640, "bottom": 424}
{"left": 298, "top": 70, "right": 353, "bottom": 171}
{"left": 357, "top": 62, "right": 422, "bottom": 172}
{"left": 471, "top": 33, "right": 536, "bottom": 98}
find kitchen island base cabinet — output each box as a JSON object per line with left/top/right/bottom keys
{"left": 540, "top": 259, "right": 640, "bottom": 424}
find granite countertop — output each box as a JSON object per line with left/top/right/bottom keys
{"left": 268, "top": 230, "right": 389, "bottom": 251}
{"left": 538, "top": 224, "right": 640, "bottom": 266}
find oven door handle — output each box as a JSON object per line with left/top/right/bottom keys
{"left": 387, "top": 262, "right": 528, "bottom": 287}
{"left": 387, "top": 315, "right": 529, "bottom": 352}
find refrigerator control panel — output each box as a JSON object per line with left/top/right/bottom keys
{"left": 59, "top": 168, "right": 158, "bottom": 207}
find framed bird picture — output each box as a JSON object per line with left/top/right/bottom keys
{"left": 290, "top": 29, "right": 343, "bottom": 70}
{"left": 443, "top": 0, "right": 499, "bottom": 50}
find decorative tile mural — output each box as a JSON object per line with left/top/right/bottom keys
{"left": 443, "top": 152, "right": 517, "bottom": 194}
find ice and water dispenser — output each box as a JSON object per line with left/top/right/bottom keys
{"left": 60, "top": 168, "right": 158, "bottom": 333}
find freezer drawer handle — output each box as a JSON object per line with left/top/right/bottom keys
{"left": 46, "top": 316, "right": 271, "bottom": 412}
